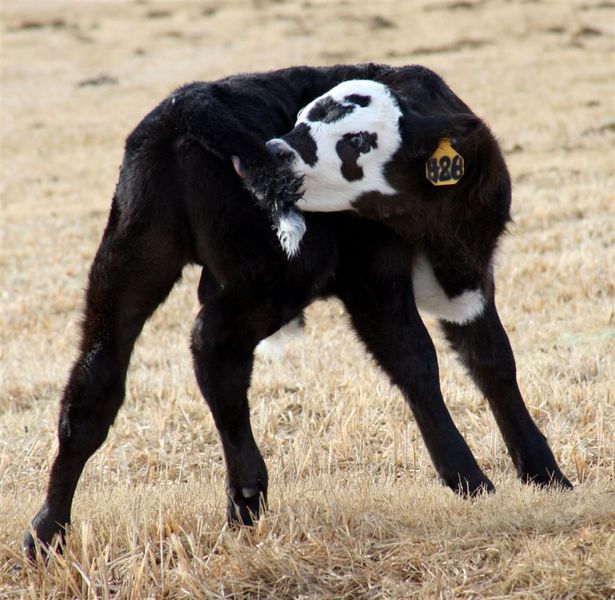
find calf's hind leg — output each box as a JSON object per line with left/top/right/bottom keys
{"left": 24, "top": 209, "right": 185, "bottom": 559}
{"left": 440, "top": 297, "right": 572, "bottom": 489}
{"left": 191, "top": 286, "right": 283, "bottom": 526}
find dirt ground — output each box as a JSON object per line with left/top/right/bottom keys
{"left": 1, "top": 0, "right": 614, "bottom": 598}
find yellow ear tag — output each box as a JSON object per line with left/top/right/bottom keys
{"left": 426, "top": 138, "right": 464, "bottom": 186}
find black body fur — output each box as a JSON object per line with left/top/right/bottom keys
{"left": 25, "top": 64, "right": 571, "bottom": 558}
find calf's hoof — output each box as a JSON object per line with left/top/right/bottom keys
{"left": 226, "top": 484, "right": 267, "bottom": 527}
{"left": 23, "top": 512, "right": 67, "bottom": 563}
{"left": 446, "top": 472, "right": 495, "bottom": 498}
{"left": 521, "top": 468, "right": 573, "bottom": 491}
{"left": 24, "top": 530, "right": 48, "bottom": 563}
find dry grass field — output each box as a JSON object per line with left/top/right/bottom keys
{"left": 2, "top": 0, "right": 615, "bottom": 597}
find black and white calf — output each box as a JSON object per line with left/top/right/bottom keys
{"left": 25, "top": 64, "right": 570, "bottom": 559}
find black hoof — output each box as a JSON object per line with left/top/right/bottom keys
{"left": 522, "top": 469, "right": 573, "bottom": 491}
{"left": 24, "top": 528, "right": 63, "bottom": 563}
{"left": 24, "top": 509, "right": 67, "bottom": 563}
{"left": 447, "top": 473, "right": 496, "bottom": 498}
{"left": 226, "top": 484, "right": 267, "bottom": 527}
{"left": 23, "top": 531, "right": 41, "bottom": 563}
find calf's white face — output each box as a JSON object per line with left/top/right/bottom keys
{"left": 268, "top": 80, "right": 403, "bottom": 212}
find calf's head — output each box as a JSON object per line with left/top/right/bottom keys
{"left": 238, "top": 79, "right": 480, "bottom": 257}
{"left": 269, "top": 80, "right": 479, "bottom": 215}
{"left": 267, "top": 80, "right": 404, "bottom": 213}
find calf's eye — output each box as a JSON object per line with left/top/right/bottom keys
{"left": 348, "top": 133, "right": 365, "bottom": 149}
{"left": 342, "top": 131, "right": 377, "bottom": 154}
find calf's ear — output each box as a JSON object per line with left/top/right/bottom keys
{"left": 232, "top": 155, "right": 247, "bottom": 179}
{"left": 400, "top": 112, "right": 480, "bottom": 157}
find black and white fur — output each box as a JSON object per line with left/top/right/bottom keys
{"left": 266, "top": 79, "right": 487, "bottom": 325}
{"left": 25, "top": 64, "right": 571, "bottom": 559}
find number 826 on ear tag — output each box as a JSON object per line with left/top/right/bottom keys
{"left": 426, "top": 138, "right": 464, "bottom": 186}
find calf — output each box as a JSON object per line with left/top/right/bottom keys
{"left": 25, "top": 64, "right": 570, "bottom": 559}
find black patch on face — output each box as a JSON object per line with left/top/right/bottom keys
{"left": 282, "top": 123, "right": 318, "bottom": 167}
{"left": 307, "top": 96, "right": 355, "bottom": 123}
{"left": 335, "top": 131, "right": 379, "bottom": 182}
{"left": 344, "top": 94, "right": 371, "bottom": 107}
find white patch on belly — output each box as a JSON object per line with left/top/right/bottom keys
{"left": 412, "top": 254, "right": 485, "bottom": 324}
{"left": 255, "top": 318, "right": 304, "bottom": 361}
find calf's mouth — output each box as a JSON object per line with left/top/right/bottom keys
{"left": 232, "top": 149, "right": 307, "bottom": 259}
{"left": 261, "top": 139, "right": 308, "bottom": 258}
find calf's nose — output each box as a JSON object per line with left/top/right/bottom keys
{"left": 266, "top": 139, "right": 295, "bottom": 167}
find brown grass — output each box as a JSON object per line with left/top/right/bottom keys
{"left": 2, "top": 0, "right": 614, "bottom": 598}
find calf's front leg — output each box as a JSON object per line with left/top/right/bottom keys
{"left": 337, "top": 273, "right": 494, "bottom": 497}
{"left": 440, "top": 297, "right": 572, "bottom": 489}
